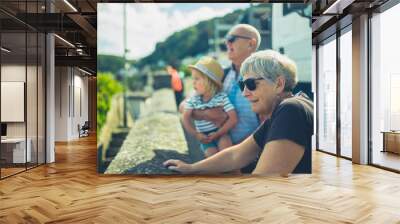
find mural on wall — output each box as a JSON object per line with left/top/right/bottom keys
{"left": 97, "top": 3, "right": 313, "bottom": 175}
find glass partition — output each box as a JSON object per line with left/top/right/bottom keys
{"left": 317, "top": 35, "right": 337, "bottom": 155}
{"left": 1, "top": 30, "right": 27, "bottom": 177}
{"left": 27, "top": 30, "right": 38, "bottom": 169}
{"left": 339, "top": 28, "right": 352, "bottom": 158}
{"left": 0, "top": 1, "right": 46, "bottom": 179}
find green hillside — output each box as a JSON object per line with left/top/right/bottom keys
{"left": 136, "top": 7, "right": 253, "bottom": 68}
{"left": 98, "top": 54, "right": 136, "bottom": 75}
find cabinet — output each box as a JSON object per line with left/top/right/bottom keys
{"left": 382, "top": 131, "right": 400, "bottom": 154}
{"left": 0, "top": 138, "right": 32, "bottom": 164}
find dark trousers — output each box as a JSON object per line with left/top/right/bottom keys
{"left": 174, "top": 91, "right": 183, "bottom": 109}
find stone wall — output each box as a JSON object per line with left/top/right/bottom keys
{"left": 105, "top": 89, "right": 192, "bottom": 174}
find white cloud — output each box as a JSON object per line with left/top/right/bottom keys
{"left": 98, "top": 3, "right": 248, "bottom": 60}
{"left": 158, "top": 3, "right": 174, "bottom": 9}
{"left": 98, "top": 3, "right": 124, "bottom": 56}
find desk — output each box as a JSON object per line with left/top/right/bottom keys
{"left": 382, "top": 131, "right": 400, "bottom": 154}
{"left": 1, "top": 138, "right": 31, "bottom": 163}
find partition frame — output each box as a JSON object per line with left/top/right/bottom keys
{"left": 315, "top": 24, "right": 353, "bottom": 161}
{"left": 0, "top": 0, "right": 47, "bottom": 180}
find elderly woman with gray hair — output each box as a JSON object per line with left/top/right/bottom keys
{"left": 164, "top": 50, "right": 313, "bottom": 176}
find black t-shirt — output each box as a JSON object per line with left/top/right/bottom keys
{"left": 252, "top": 93, "right": 314, "bottom": 173}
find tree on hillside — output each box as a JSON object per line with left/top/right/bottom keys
{"left": 97, "top": 73, "right": 123, "bottom": 134}
{"left": 136, "top": 7, "right": 246, "bottom": 69}
{"left": 98, "top": 54, "right": 136, "bottom": 75}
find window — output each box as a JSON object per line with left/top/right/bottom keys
{"left": 370, "top": 3, "right": 400, "bottom": 171}
{"left": 317, "top": 36, "right": 337, "bottom": 154}
{"left": 339, "top": 28, "right": 352, "bottom": 158}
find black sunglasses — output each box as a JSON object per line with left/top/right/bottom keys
{"left": 238, "top": 78, "right": 264, "bottom": 92}
{"left": 225, "top": 34, "right": 253, "bottom": 43}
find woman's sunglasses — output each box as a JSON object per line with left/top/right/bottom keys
{"left": 225, "top": 34, "right": 253, "bottom": 43}
{"left": 238, "top": 78, "right": 264, "bottom": 92}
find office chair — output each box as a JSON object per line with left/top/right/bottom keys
{"left": 79, "top": 121, "right": 90, "bottom": 138}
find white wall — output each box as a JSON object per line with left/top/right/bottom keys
{"left": 1, "top": 82, "right": 25, "bottom": 122}
{"left": 1, "top": 65, "right": 38, "bottom": 135}
{"left": 55, "top": 67, "right": 69, "bottom": 141}
{"left": 1, "top": 63, "right": 46, "bottom": 164}
{"left": 1, "top": 65, "right": 26, "bottom": 81}
{"left": 55, "top": 67, "right": 89, "bottom": 141}
{"left": 1, "top": 65, "right": 26, "bottom": 139}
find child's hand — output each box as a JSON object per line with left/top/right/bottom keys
{"left": 207, "top": 132, "right": 219, "bottom": 142}
{"left": 196, "top": 132, "right": 211, "bottom": 144}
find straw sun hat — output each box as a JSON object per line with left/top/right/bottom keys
{"left": 188, "top": 57, "right": 224, "bottom": 87}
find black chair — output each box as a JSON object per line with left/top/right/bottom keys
{"left": 79, "top": 121, "right": 90, "bottom": 138}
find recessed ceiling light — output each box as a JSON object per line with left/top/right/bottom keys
{"left": 322, "top": 0, "right": 354, "bottom": 15}
{"left": 63, "top": 0, "right": 78, "bottom": 12}
{"left": 78, "top": 67, "right": 92, "bottom": 76}
{"left": 1, "top": 47, "right": 11, "bottom": 53}
{"left": 54, "top": 34, "right": 75, "bottom": 48}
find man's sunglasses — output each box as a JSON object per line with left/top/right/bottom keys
{"left": 225, "top": 34, "right": 253, "bottom": 43}
{"left": 238, "top": 78, "right": 264, "bottom": 92}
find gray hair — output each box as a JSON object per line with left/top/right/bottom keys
{"left": 240, "top": 50, "right": 298, "bottom": 91}
{"left": 230, "top": 24, "right": 261, "bottom": 50}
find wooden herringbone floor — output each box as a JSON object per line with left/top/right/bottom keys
{"left": 1, "top": 135, "right": 400, "bottom": 223}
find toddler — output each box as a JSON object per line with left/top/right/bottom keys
{"left": 183, "top": 57, "right": 237, "bottom": 158}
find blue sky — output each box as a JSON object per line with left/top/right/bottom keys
{"left": 98, "top": 3, "right": 250, "bottom": 60}
{"left": 167, "top": 3, "right": 248, "bottom": 12}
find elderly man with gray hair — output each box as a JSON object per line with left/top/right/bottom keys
{"left": 165, "top": 50, "right": 314, "bottom": 176}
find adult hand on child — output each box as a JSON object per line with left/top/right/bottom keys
{"left": 192, "top": 107, "right": 228, "bottom": 128}
{"left": 207, "top": 132, "right": 220, "bottom": 142}
{"left": 196, "top": 132, "right": 211, "bottom": 144}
